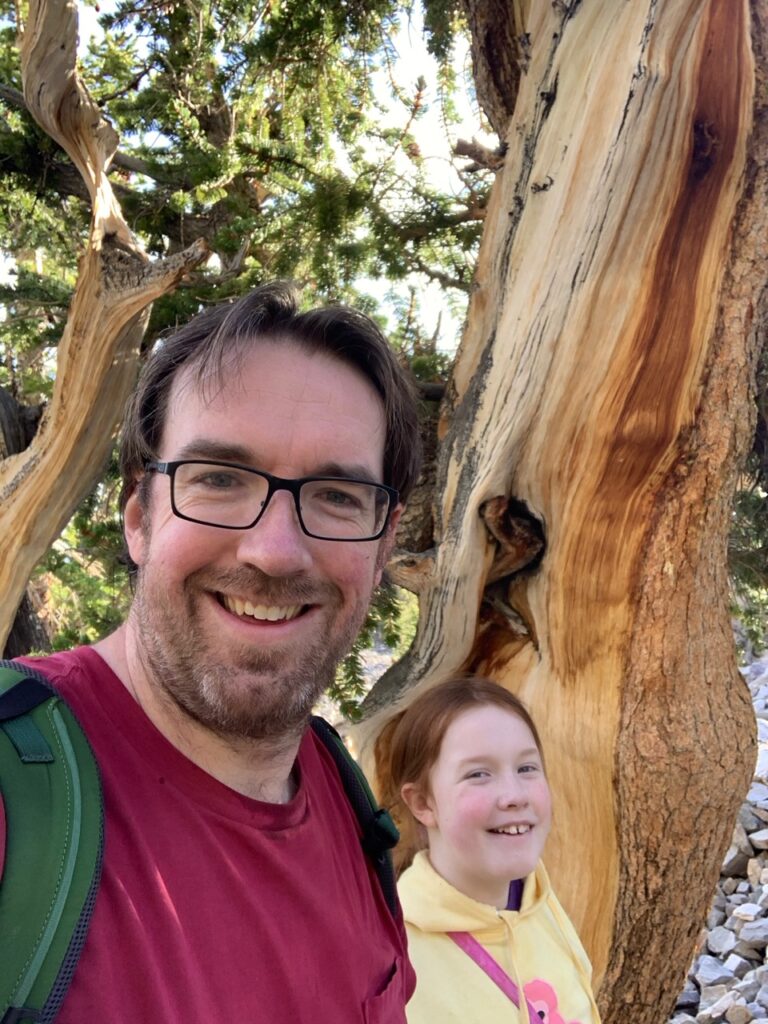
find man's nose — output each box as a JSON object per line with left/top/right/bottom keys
{"left": 235, "top": 490, "right": 314, "bottom": 576}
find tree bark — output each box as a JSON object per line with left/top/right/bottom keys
{"left": 3, "top": 592, "right": 52, "bottom": 660}
{"left": 0, "top": 388, "right": 52, "bottom": 657}
{"left": 361, "top": 1, "right": 766, "bottom": 1020}
{"left": 0, "top": 0, "right": 208, "bottom": 649}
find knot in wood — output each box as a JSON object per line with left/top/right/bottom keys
{"left": 690, "top": 119, "right": 719, "bottom": 181}
{"left": 480, "top": 496, "right": 545, "bottom": 583}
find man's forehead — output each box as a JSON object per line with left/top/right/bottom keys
{"left": 167, "top": 336, "right": 378, "bottom": 410}
{"left": 161, "top": 337, "right": 387, "bottom": 472}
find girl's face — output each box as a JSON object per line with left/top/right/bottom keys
{"left": 403, "top": 705, "right": 552, "bottom": 908}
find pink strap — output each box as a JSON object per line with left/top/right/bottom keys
{"left": 447, "top": 932, "right": 540, "bottom": 1024}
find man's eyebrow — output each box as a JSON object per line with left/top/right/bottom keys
{"left": 313, "top": 462, "right": 380, "bottom": 484}
{"left": 173, "top": 440, "right": 255, "bottom": 464}
{"left": 170, "top": 443, "right": 381, "bottom": 484}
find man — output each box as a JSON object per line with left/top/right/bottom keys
{"left": 13, "top": 282, "right": 421, "bottom": 1021}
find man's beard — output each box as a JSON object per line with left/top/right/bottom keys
{"left": 130, "top": 565, "right": 369, "bottom": 742}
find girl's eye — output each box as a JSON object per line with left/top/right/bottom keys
{"left": 464, "top": 769, "right": 490, "bottom": 780}
{"left": 519, "top": 763, "right": 542, "bottom": 774}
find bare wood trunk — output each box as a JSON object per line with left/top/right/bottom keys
{"left": 361, "top": 1, "right": 766, "bottom": 1019}
{"left": 0, "top": 388, "right": 51, "bottom": 657}
{"left": 0, "top": 0, "right": 208, "bottom": 648}
{"left": 4, "top": 592, "right": 52, "bottom": 660}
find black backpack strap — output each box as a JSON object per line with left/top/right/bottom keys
{"left": 0, "top": 661, "right": 104, "bottom": 1024}
{"left": 310, "top": 716, "right": 399, "bottom": 918}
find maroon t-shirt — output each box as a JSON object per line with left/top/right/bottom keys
{"left": 17, "top": 647, "right": 414, "bottom": 1022}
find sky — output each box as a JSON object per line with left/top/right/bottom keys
{"left": 363, "top": 12, "right": 492, "bottom": 351}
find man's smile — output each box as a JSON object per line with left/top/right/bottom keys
{"left": 219, "top": 593, "right": 306, "bottom": 622}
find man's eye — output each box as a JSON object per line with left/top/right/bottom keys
{"left": 318, "top": 489, "right": 362, "bottom": 509}
{"left": 193, "top": 472, "right": 240, "bottom": 489}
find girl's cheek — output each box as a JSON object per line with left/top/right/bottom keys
{"left": 455, "top": 790, "right": 494, "bottom": 823}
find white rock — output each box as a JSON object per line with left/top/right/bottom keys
{"left": 739, "top": 920, "right": 768, "bottom": 949}
{"left": 698, "top": 991, "right": 738, "bottom": 1022}
{"left": 696, "top": 957, "right": 736, "bottom": 988}
{"left": 725, "top": 954, "right": 753, "bottom": 979}
{"left": 709, "top": 907, "right": 728, "bottom": 930}
{"left": 735, "top": 976, "right": 760, "bottom": 1001}
{"left": 748, "top": 782, "right": 768, "bottom": 804}
{"left": 747, "top": 859, "right": 763, "bottom": 887}
{"left": 725, "top": 1003, "right": 754, "bottom": 1024}
{"left": 733, "top": 904, "right": 765, "bottom": 922}
{"left": 727, "top": 825, "right": 755, "bottom": 870}
{"left": 756, "top": 749, "right": 768, "bottom": 785}
{"left": 756, "top": 982, "right": 768, "bottom": 1008}
{"left": 709, "top": 927, "right": 738, "bottom": 956}
{"left": 698, "top": 985, "right": 733, "bottom": 1015}
{"left": 749, "top": 829, "right": 768, "bottom": 851}
{"left": 734, "top": 943, "right": 763, "bottom": 961}
{"left": 677, "top": 982, "right": 700, "bottom": 1011}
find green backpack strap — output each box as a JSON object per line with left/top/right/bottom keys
{"left": 310, "top": 716, "right": 399, "bottom": 918}
{"left": 0, "top": 662, "right": 104, "bottom": 1024}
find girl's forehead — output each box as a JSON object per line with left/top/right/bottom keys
{"left": 438, "top": 704, "right": 538, "bottom": 758}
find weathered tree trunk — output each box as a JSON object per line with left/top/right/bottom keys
{"left": 0, "top": 0, "right": 208, "bottom": 649}
{"left": 361, "top": 1, "right": 767, "bottom": 1020}
{"left": 0, "top": 387, "right": 52, "bottom": 656}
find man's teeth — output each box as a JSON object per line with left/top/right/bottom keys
{"left": 222, "top": 595, "right": 303, "bottom": 621}
{"left": 491, "top": 825, "right": 532, "bottom": 836}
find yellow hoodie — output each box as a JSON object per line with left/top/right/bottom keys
{"left": 399, "top": 851, "right": 601, "bottom": 1024}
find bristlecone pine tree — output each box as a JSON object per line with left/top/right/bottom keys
{"left": 0, "top": 0, "right": 482, "bottom": 653}
{"left": 0, "top": 0, "right": 208, "bottom": 652}
{"left": 359, "top": 2, "right": 768, "bottom": 1021}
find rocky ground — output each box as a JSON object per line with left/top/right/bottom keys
{"left": 669, "top": 656, "right": 768, "bottom": 1024}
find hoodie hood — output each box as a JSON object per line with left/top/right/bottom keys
{"left": 399, "top": 851, "right": 552, "bottom": 937}
{"left": 398, "top": 851, "right": 601, "bottom": 1024}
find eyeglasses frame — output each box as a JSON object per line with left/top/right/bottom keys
{"left": 144, "top": 459, "right": 399, "bottom": 542}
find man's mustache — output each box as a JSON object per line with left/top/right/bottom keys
{"left": 189, "top": 566, "right": 339, "bottom": 605}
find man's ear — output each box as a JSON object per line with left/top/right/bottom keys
{"left": 123, "top": 484, "right": 147, "bottom": 567}
{"left": 401, "top": 782, "right": 437, "bottom": 829}
{"left": 374, "top": 503, "right": 403, "bottom": 584}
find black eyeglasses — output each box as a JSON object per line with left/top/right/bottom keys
{"left": 145, "top": 460, "right": 398, "bottom": 541}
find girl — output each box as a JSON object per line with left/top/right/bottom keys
{"left": 378, "top": 676, "right": 601, "bottom": 1024}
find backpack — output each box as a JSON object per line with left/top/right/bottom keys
{"left": 0, "top": 661, "right": 399, "bottom": 1024}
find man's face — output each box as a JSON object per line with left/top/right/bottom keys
{"left": 124, "top": 339, "right": 398, "bottom": 741}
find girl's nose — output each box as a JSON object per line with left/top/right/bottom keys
{"left": 497, "top": 777, "right": 529, "bottom": 808}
